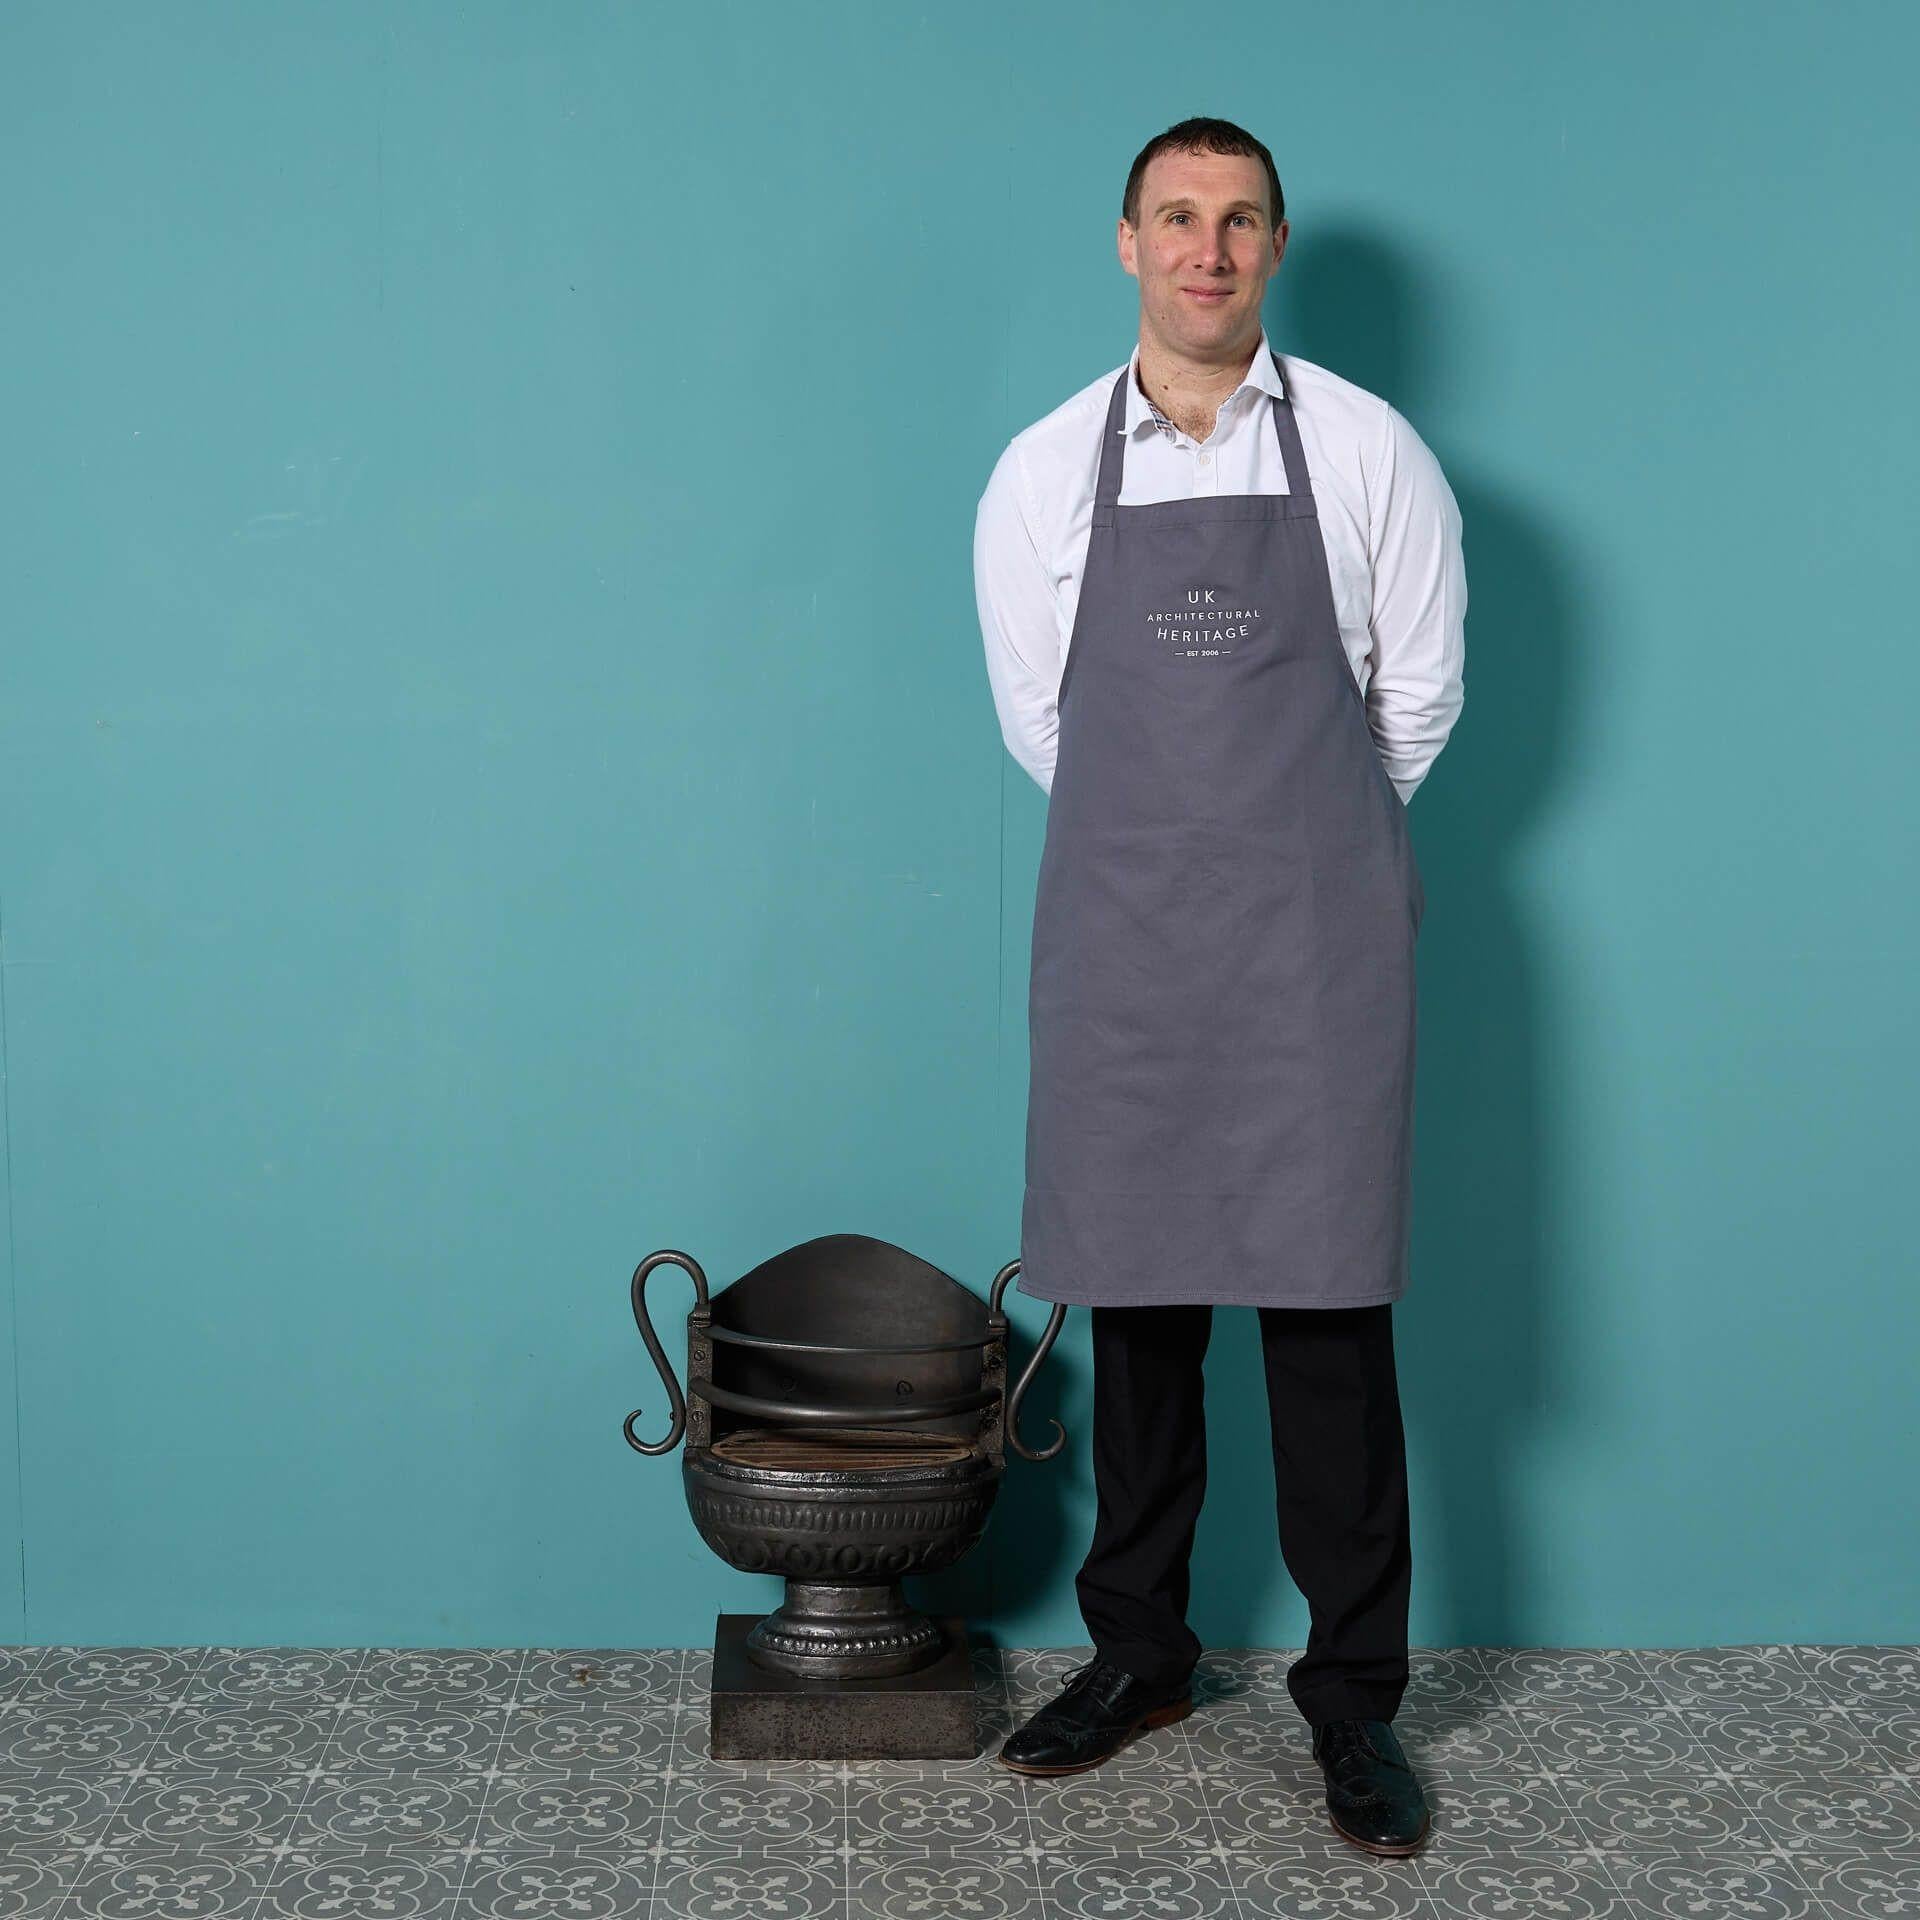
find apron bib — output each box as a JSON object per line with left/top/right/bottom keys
{"left": 1018, "top": 352, "right": 1424, "bottom": 1309}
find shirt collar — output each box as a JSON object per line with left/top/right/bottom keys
{"left": 1123, "top": 327, "right": 1286, "bottom": 437}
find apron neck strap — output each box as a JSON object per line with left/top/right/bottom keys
{"left": 1094, "top": 348, "right": 1311, "bottom": 508}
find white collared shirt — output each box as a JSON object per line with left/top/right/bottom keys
{"left": 972, "top": 326, "right": 1466, "bottom": 804}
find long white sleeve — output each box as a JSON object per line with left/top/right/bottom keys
{"left": 1365, "top": 403, "right": 1467, "bottom": 805}
{"left": 973, "top": 440, "right": 1061, "bottom": 795}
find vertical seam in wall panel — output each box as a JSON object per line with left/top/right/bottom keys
{"left": 0, "top": 897, "right": 24, "bottom": 1634}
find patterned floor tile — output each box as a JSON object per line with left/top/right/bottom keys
{"left": 143, "top": 1702, "right": 344, "bottom": 1773}
{"left": 1185, "top": 1647, "right": 1298, "bottom": 1708}
{"left": 1859, "top": 1707, "right": 1920, "bottom": 1772}
{"left": 0, "top": 1647, "right": 48, "bottom": 1704}
{"left": 1395, "top": 1704, "right": 1541, "bottom": 1772}
{"left": 0, "top": 1703, "right": 176, "bottom": 1773}
{"left": 1416, "top": 1765, "right": 1593, "bottom": 1851}
{"left": 0, "top": 1846, "right": 80, "bottom": 1919}
{"left": 1, "top": 1642, "right": 1915, "bottom": 1915}
{"left": 472, "top": 1770, "right": 664, "bottom": 1851}
{"left": 846, "top": 1845, "right": 1044, "bottom": 1920}
{"left": 1794, "top": 1645, "right": 1920, "bottom": 1715}
{"left": 1685, "top": 1702, "right": 1888, "bottom": 1775}
{"left": 1637, "top": 1644, "right": 1831, "bottom": 1714}
{"left": 326, "top": 1700, "right": 513, "bottom": 1772}
{"left": 656, "top": 1771, "right": 841, "bottom": 1853}
{"left": 1022, "top": 1772, "right": 1216, "bottom": 1855}
{"left": 1402, "top": 1648, "right": 1503, "bottom": 1716}
{"left": 185, "top": 1648, "right": 366, "bottom": 1707}
{"left": 1478, "top": 1647, "right": 1666, "bottom": 1711}
{"left": 516, "top": 1647, "right": 681, "bottom": 1707}
{"left": 1421, "top": 1849, "right": 1635, "bottom": 1919}
{"left": 0, "top": 1768, "right": 129, "bottom": 1853}
{"left": 441, "top": 1847, "right": 664, "bottom": 1919}
{"left": 18, "top": 1647, "right": 208, "bottom": 1708}
{"left": 647, "top": 1845, "right": 844, "bottom": 1918}
{"left": 1547, "top": 1765, "right": 1777, "bottom": 1852}
{"left": 680, "top": 1646, "right": 714, "bottom": 1698}
{"left": 1034, "top": 1845, "right": 1253, "bottom": 1920}
{"left": 105, "top": 1769, "right": 310, "bottom": 1852}
{"left": 286, "top": 1768, "right": 494, "bottom": 1851}
{"left": 1737, "top": 1766, "right": 1920, "bottom": 1854}
{"left": 352, "top": 1649, "right": 525, "bottom": 1707}
{"left": 494, "top": 1700, "right": 679, "bottom": 1776}
{"left": 1516, "top": 1702, "right": 1717, "bottom": 1775}
{"left": 1182, "top": 1699, "right": 1310, "bottom": 1775}
{"left": 1201, "top": 1771, "right": 1326, "bottom": 1854}
{"left": 1604, "top": 1848, "right": 1831, "bottom": 1918}
{"left": 1230, "top": 1846, "right": 1434, "bottom": 1916}
{"left": 253, "top": 1847, "right": 471, "bottom": 1920}
{"left": 53, "top": 1844, "right": 280, "bottom": 1919}
{"left": 846, "top": 1767, "right": 1032, "bottom": 1849}
{"left": 1790, "top": 1847, "right": 1920, "bottom": 1914}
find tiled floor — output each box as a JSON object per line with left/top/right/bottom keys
{"left": 0, "top": 1642, "right": 1915, "bottom": 1918}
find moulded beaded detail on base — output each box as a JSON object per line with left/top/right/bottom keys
{"left": 750, "top": 1621, "right": 939, "bottom": 1659}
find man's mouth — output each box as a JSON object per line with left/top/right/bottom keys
{"left": 1182, "top": 287, "right": 1233, "bottom": 303}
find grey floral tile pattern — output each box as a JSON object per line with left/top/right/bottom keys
{"left": 0, "top": 1641, "right": 1912, "bottom": 1917}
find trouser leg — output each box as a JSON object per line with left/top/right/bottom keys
{"left": 1257, "top": 1301, "right": 1411, "bottom": 1726}
{"left": 1074, "top": 1301, "right": 1212, "bottom": 1694}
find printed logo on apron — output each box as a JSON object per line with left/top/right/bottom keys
{"left": 1148, "top": 586, "right": 1262, "bottom": 661}
{"left": 1018, "top": 350, "right": 1424, "bottom": 1312}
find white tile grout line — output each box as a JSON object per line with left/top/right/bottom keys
{"left": 248, "top": 1643, "right": 375, "bottom": 1920}
{"left": 43, "top": 1642, "right": 217, "bottom": 1920}
{"left": 1649, "top": 1642, "right": 1888, "bottom": 1902}
{"left": 665, "top": 1636, "right": 845, "bottom": 1915}
{"left": 456, "top": 1645, "right": 535, "bottom": 1916}
{"left": 999, "top": 1648, "right": 1054, "bottom": 1918}
{"left": 1164, "top": 1675, "right": 1259, "bottom": 1920}
{"left": 1460, "top": 1643, "right": 1622, "bottom": 1912}
{"left": 10, "top": 1642, "right": 1912, "bottom": 1914}
{"left": 648, "top": 1643, "right": 694, "bottom": 1917}
{"left": 1470, "top": 1643, "right": 1840, "bottom": 1914}
{"left": 1639, "top": 1644, "right": 1824, "bottom": 1904}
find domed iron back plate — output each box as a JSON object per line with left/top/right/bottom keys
{"left": 706, "top": 1232, "right": 990, "bottom": 1445}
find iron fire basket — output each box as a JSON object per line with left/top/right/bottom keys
{"left": 622, "top": 1232, "right": 1068, "bottom": 1683}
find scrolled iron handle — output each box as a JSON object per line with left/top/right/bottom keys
{"left": 989, "top": 1258, "right": 1069, "bottom": 1462}
{"left": 622, "top": 1249, "right": 710, "bottom": 1455}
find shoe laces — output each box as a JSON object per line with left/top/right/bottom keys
{"left": 1055, "top": 1657, "right": 1131, "bottom": 1702}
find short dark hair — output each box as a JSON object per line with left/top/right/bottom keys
{"left": 1122, "top": 117, "right": 1285, "bottom": 233}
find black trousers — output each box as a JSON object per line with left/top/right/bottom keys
{"left": 1075, "top": 1301, "right": 1411, "bottom": 1726}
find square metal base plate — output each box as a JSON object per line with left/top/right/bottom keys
{"left": 707, "top": 1612, "right": 977, "bottom": 1760}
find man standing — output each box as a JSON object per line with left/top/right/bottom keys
{"left": 972, "top": 118, "right": 1465, "bottom": 1856}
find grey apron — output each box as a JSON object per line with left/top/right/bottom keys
{"left": 1017, "top": 351, "right": 1425, "bottom": 1310}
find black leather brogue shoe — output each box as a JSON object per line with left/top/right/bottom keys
{"left": 997, "top": 1658, "right": 1194, "bottom": 1776}
{"left": 1311, "top": 1717, "right": 1431, "bottom": 1855}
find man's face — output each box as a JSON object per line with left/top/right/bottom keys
{"left": 1119, "top": 148, "right": 1287, "bottom": 356}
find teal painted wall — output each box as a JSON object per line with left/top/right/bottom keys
{"left": 2, "top": 0, "right": 1913, "bottom": 1651}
